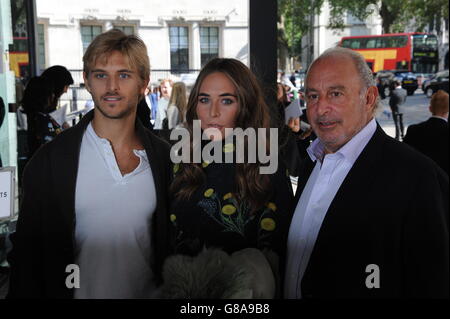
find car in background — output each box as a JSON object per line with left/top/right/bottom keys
{"left": 422, "top": 70, "right": 449, "bottom": 98}
{"left": 375, "top": 70, "right": 419, "bottom": 98}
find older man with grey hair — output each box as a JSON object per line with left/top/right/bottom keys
{"left": 284, "top": 47, "right": 448, "bottom": 298}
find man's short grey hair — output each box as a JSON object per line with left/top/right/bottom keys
{"left": 308, "top": 46, "right": 380, "bottom": 113}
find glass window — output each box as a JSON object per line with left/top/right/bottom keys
{"left": 81, "top": 25, "right": 102, "bottom": 53}
{"left": 200, "top": 26, "right": 219, "bottom": 67}
{"left": 392, "top": 36, "right": 408, "bottom": 48}
{"left": 366, "top": 39, "right": 376, "bottom": 49}
{"left": 412, "top": 34, "right": 438, "bottom": 51}
{"left": 9, "top": 0, "right": 31, "bottom": 79}
{"left": 342, "top": 38, "right": 359, "bottom": 49}
{"left": 37, "top": 24, "right": 46, "bottom": 73}
{"left": 114, "top": 26, "right": 134, "bottom": 35}
{"left": 342, "top": 36, "right": 408, "bottom": 49}
{"left": 169, "top": 26, "right": 189, "bottom": 71}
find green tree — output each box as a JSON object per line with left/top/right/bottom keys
{"left": 278, "top": 0, "right": 449, "bottom": 62}
{"left": 327, "top": 0, "right": 448, "bottom": 33}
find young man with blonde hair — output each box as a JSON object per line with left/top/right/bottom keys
{"left": 8, "top": 29, "right": 172, "bottom": 298}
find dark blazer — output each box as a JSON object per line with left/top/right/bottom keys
{"left": 403, "top": 117, "right": 449, "bottom": 174}
{"left": 137, "top": 98, "right": 153, "bottom": 130}
{"left": 7, "top": 110, "right": 173, "bottom": 298}
{"left": 292, "top": 125, "right": 449, "bottom": 298}
{"left": 389, "top": 87, "right": 407, "bottom": 112}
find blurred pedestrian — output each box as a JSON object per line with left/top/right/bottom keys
{"left": 165, "top": 81, "right": 187, "bottom": 129}
{"left": 41, "top": 65, "right": 74, "bottom": 129}
{"left": 41, "top": 65, "right": 74, "bottom": 99}
{"left": 389, "top": 80, "right": 407, "bottom": 140}
{"left": 154, "top": 79, "right": 173, "bottom": 129}
{"left": 21, "top": 76, "right": 61, "bottom": 158}
{"left": 289, "top": 72, "right": 296, "bottom": 87}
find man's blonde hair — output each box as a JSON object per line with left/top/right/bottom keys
{"left": 430, "top": 90, "right": 449, "bottom": 115}
{"left": 83, "top": 29, "right": 150, "bottom": 83}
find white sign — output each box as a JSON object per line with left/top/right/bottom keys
{"left": 0, "top": 167, "right": 15, "bottom": 219}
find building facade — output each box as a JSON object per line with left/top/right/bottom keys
{"left": 301, "top": 1, "right": 382, "bottom": 69}
{"left": 36, "top": 0, "right": 249, "bottom": 84}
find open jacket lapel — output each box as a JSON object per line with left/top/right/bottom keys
{"left": 301, "top": 125, "right": 388, "bottom": 290}
{"left": 52, "top": 111, "right": 94, "bottom": 239}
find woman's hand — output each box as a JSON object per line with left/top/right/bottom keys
{"left": 287, "top": 117, "right": 300, "bottom": 133}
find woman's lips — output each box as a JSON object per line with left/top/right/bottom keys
{"left": 207, "top": 124, "right": 223, "bottom": 129}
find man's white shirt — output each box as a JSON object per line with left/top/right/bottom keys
{"left": 74, "top": 123, "right": 157, "bottom": 298}
{"left": 284, "top": 118, "right": 377, "bottom": 299}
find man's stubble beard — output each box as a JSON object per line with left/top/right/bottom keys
{"left": 93, "top": 95, "right": 139, "bottom": 120}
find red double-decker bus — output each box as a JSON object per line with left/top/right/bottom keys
{"left": 340, "top": 32, "right": 439, "bottom": 74}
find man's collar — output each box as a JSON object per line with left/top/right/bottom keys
{"left": 307, "top": 118, "right": 377, "bottom": 164}
{"left": 431, "top": 115, "right": 448, "bottom": 122}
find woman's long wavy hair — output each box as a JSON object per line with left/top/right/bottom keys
{"left": 170, "top": 58, "right": 273, "bottom": 212}
{"left": 168, "top": 82, "right": 187, "bottom": 122}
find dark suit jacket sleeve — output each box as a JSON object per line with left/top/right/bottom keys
{"left": 403, "top": 166, "right": 449, "bottom": 298}
{"left": 7, "top": 151, "right": 48, "bottom": 298}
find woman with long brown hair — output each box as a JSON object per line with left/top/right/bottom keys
{"left": 165, "top": 81, "right": 187, "bottom": 129}
{"left": 166, "top": 58, "right": 294, "bottom": 297}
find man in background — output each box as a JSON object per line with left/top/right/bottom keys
{"left": 153, "top": 79, "right": 173, "bottom": 129}
{"left": 389, "top": 80, "right": 407, "bottom": 140}
{"left": 403, "top": 89, "right": 449, "bottom": 174}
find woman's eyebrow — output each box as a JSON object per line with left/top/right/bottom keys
{"left": 219, "top": 93, "right": 237, "bottom": 97}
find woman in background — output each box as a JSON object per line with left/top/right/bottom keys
{"left": 21, "top": 77, "right": 62, "bottom": 158}
{"left": 166, "top": 81, "right": 187, "bottom": 129}
{"left": 41, "top": 65, "right": 74, "bottom": 129}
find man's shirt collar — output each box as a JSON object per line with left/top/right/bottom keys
{"left": 307, "top": 118, "right": 377, "bottom": 164}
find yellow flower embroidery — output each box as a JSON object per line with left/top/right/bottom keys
{"left": 261, "top": 218, "right": 276, "bottom": 231}
{"left": 204, "top": 188, "right": 214, "bottom": 198}
{"left": 266, "top": 202, "right": 277, "bottom": 211}
{"left": 223, "top": 193, "right": 233, "bottom": 200}
{"left": 173, "top": 163, "right": 180, "bottom": 174}
{"left": 170, "top": 214, "right": 176, "bottom": 222}
{"left": 202, "top": 161, "right": 210, "bottom": 168}
{"left": 222, "top": 205, "right": 237, "bottom": 215}
{"left": 223, "top": 143, "right": 235, "bottom": 153}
